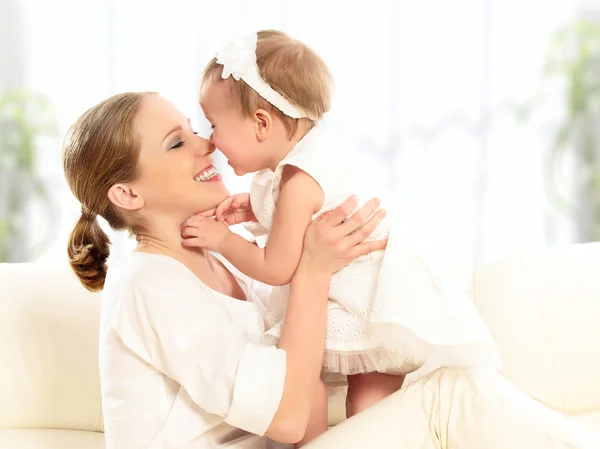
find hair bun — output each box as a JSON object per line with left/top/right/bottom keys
{"left": 67, "top": 214, "right": 110, "bottom": 292}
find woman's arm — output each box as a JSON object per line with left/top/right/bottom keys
{"left": 219, "top": 167, "right": 323, "bottom": 285}
{"left": 265, "top": 196, "right": 387, "bottom": 443}
{"left": 118, "top": 196, "right": 385, "bottom": 445}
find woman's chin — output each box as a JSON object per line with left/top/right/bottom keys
{"left": 204, "top": 186, "right": 230, "bottom": 210}
{"left": 186, "top": 178, "right": 229, "bottom": 215}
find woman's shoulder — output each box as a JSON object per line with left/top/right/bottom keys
{"left": 104, "top": 252, "right": 194, "bottom": 292}
{"left": 101, "top": 253, "right": 205, "bottom": 319}
{"left": 100, "top": 253, "right": 214, "bottom": 337}
{"left": 103, "top": 252, "right": 268, "bottom": 308}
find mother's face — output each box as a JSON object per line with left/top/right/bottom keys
{"left": 125, "top": 95, "right": 229, "bottom": 223}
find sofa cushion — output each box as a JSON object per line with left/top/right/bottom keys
{"left": 0, "top": 429, "right": 104, "bottom": 449}
{"left": 0, "top": 263, "right": 104, "bottom": 431}
{"left": 473, "top": 243, "right": 600, "bottom": 416}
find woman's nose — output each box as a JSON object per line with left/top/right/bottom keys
{"left": 193, "top": 135, "right": 215, "bottom": 156}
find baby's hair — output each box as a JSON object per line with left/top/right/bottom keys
{"left": 201, "top": 30, "right": 334, "bottom": 138}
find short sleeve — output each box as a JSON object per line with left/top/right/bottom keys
{"left": 241, "top": 222, "right": 270, "bottom": 248}
{"left": 113, "top": 259, "right": 286, "bottom": 436}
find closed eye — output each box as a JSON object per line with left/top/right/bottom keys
{"left": 168, "top": 131, "right": 199, "bottom": 151}
{"left": 169, "top": 137, "right": 183, "bottom": 150}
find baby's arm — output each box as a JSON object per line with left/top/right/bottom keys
{"left": 219, "top": 166, "right": 324, "bottom": 286}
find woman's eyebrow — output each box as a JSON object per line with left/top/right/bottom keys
{"left": 162, "top": 125, "right": 182, "bottom": 143}
{"left": 162, "top": 119, "right": 192, "bottom": 142}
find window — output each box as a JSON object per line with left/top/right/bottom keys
{"left": 2, "top": 0, "right": 589, "bottom": 265}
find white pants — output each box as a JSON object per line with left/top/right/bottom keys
{"left": 306, "top": 368, "right": 600, "bottom": 449}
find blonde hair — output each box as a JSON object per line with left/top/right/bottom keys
{"left": 201, "top": 29, "right": 334, "bottom": 138}
{"left": 63, "top": 92, "right": 154, "bottom": 292}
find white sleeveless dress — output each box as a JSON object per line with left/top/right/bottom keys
{"left": 248, "top": 126, "right": 499, "bottom": 376}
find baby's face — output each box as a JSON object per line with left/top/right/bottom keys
{"left": 199, "top": 81, "right": 271, "bottom": 176}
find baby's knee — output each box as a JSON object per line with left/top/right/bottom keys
{"left": 347, "top": 371, "right": 405, "bottom": 391}
{"left": 346, "top": 372, "right": 406, "bottom": 417}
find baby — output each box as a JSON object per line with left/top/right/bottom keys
{"left": 183, "top": 30, "right": 499, "bottom": 446}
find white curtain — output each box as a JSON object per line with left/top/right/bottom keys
{"left": 12, "top": 0, "right": 588, "bottom": 265}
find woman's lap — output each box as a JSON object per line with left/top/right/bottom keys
{"left": 305, "top": 367, "right": 599, "bottom": 449}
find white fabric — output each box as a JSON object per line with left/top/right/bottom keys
{"left": 473, "top": 242, "right": 600, "bottom": 416}
{"left": 216, "top": 33, "right": 316, "bottom": 120}
{"left": 100, "top": 252, "right": 285, "bottom": 449}
{"left": 250, "top": 126, "right": 499, "bottom": 376}
{"left": 306, "top": 368, "right": 600, "bottom": 449}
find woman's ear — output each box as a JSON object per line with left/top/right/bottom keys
{"left": 253, "top": 109, "right": 273, "bottom": 142}
{"left": 107, "top": 184, "right": 144, "bottom": 211}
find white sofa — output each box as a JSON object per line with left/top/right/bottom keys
{"left": 1, "top": 243, "right": 599, "bottom": 448}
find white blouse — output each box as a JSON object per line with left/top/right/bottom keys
{"left": 99, "top": 252, "right": 287, "bottom": 449}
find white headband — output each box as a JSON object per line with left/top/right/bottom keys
{"left": 215, "top": 32, "right": 317, "bottom": 120}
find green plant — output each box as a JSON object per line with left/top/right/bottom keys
{"left": 522, "top": 18, "right": 600, "bottom": 241}
{"left": 0, "top": 90, "right": 58, "bottom": 262}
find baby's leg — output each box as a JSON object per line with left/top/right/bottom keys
{"left": 296, "top": 378, "right": 328, "bottom": 448}
{"left": 346, "top": 372, "right": 405, "bottom": 417}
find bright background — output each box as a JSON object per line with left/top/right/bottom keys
{"left": 1, "top": 0, "right": 599, "bottom": 266}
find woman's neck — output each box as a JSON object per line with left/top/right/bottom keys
{"left": 135, "top": 220, "right": 212, "bottom": 275}
{"left": 134, "top": 218, "right": 245, "bottom": 300}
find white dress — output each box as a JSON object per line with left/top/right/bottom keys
{"left": 249, "top": 126, "right": 500, "bottom": 376}
{"left": 100, "top": 252, "right": 288, "bottom": 449}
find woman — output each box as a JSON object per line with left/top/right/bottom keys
{"left": 63, "top": 92, "right": 598, "bottom": 449}
{"left": 64, "top": 91, "right": 385, "bottom": 449}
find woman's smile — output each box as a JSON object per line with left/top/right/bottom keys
{"left": 193, "top": 165, "right": 221, "bottom": 182}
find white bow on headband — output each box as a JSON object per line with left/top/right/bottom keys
{"left": 216, "top": 32, "right": 316, "bottom": 120}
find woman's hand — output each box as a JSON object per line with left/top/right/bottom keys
{"left": 300, "top": 195, "right": 387, "bottom": 276}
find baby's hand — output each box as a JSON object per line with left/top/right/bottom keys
{"left": 180, "top": 214, "right": 230, "bottom": 251}
{"left": 215, "top": 193, "right": 257, "bottom": 225}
